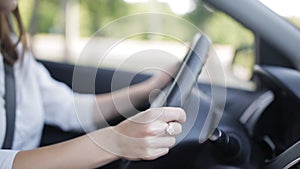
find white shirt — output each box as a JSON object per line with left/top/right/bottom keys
{"left": 0, "top": 50, "right": 97, "bottom": 169}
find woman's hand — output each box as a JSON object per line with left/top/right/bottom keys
{"left": 147, "top": 63, "right": 180, "bottom": 91}
{"left": 91, "top": 107, "right": 186, "bottom": 161}
{"left": 114, "top": 107, "right": 186, "bottom": 160}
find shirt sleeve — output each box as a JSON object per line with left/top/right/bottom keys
{"left": 0, "top": 150, "right": 19, "bottom": 169}
{"left": 32, "top": 58, "right": 97, "bottom": 132}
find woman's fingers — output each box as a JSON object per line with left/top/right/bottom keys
{"left": 129, "top": 107, "right": 186, "bottom": 127}
{"left": 149, "top": 62, "right": 181, "bottom": 90}
{"left": 165, "top": 122, "right": 182, "bottom": 136}
{"left": 148, "top": 137, "right": 176, "bottom": 148}
{"left": 111, "top": 107, "right": 186, "bottom": 161}
{"left": 141, "top": 120, "right": 183, "bottom": 137}
{"left": 141, "top": 148, "right": 170, "bottom": 161}
{"left": 159, "top": 107, "right": 186, "bottom": 123}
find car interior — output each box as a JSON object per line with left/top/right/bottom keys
{"left": 36, "top": 0, "right": 300, "bottom": 168}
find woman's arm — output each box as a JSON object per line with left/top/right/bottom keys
{"left": 13, "top": 128, "right": 118, "bottom": 169}
{"left": 13, "top": 107, "right": 186, "bottom": 169}
{"left": 94, "top": 65, "right": 178, "bottom": 126}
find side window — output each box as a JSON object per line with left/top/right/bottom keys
{"left": 19, "top": 0, "right": 255, "bottom": 89}
{"left": 260, "top": 0, "right": 300, "bottom": 29}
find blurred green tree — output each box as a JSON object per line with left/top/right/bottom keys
{"left": 204, "top": 12, "right": 254, "bottom": 48}
{"left": 184, "top": 0, "right": 213, "bottom": 30}
{"left": 35, "top": 0, "right": 62, "bottom": 34}
{"left": 79, "top": 0, "right": 130, "bottom": 36}
{"left": 18, "top": 0, "right": 255, "bottom": 47}
{"left": 184, "top": 0, "right": 253, "bottom": 47}
{"left": 288, "top": 17, "right": 300, "bottom": 29}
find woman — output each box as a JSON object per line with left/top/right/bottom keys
{"left": 0, "top": 0, "right": 186, "bottom": 169}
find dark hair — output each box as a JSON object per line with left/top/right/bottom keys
{"left": 0, "top": 6, "right": 27, "bottom": 65}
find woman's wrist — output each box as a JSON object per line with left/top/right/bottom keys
{"left": 88, "top": 127, "right": 120, "bottom": 166}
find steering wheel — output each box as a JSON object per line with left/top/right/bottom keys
{"left": 151, "top": 33, "right": 209, "bottom": 108}
{"left": 150, "top": 33, "right": 221, "bottom": 143}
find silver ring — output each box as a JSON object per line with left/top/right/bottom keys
{"left": 166, "top": 123, "right": 175, "bottom": 135}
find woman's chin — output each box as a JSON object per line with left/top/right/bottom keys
{"left": 0, "top": 1, "right": 18, "bottom": 13}
{"left": 10, "top": 0, "right": 18, "bottom": 11}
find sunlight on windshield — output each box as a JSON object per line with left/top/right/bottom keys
{"left": 124, "top": 0, "right": 195, "bottom": 15}
{"left": 260, "top": 0, "right": 300, "bottom": 17}
{"left": 260, "top": 0, "right": 300, "bottom": 29}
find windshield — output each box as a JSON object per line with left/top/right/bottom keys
{"left": 259, "top": 0, "right": 300, "bottom": 29}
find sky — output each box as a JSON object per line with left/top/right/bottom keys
{"left": 124, "top": 0, "right": 300, "bottom": 18}
{"left": 260, "top": 0, "right": 300, "bottom": 17}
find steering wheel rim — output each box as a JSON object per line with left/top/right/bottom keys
{"left": 150, "top": 33, "right": 211, "bottom": 108}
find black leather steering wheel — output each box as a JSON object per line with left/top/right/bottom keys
{"left": 150, "top": 33, "right": 211, "bottom": 108}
